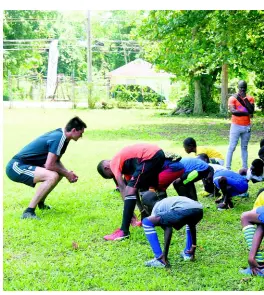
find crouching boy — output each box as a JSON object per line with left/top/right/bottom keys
{"left": 240, "top": 188, "right": 264, "bottom": 277}
{"left": 141, "top": 191, "right": 203, "bottom": 268}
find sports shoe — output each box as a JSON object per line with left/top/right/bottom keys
{"left": 217, "top": 199, "right": 234, "bottom": 211}
{"left": 239, "top": 267, "right": 264, "bottom": 277}
{"left": 236, "top": 192, "right": 249, "bottom": 198}
{"left": 38, "top": 202, "right": 51, "bottom": 210}
{"left": 103, "top": 228, "right": 130, "bottom": 241}
{"left": 131, "top": 216, "right": 142, "bottom": 227}
{"left": 215, "top": 196, "right": 224, "bottom": 204}
{"left": 180, "top": 251, "right": 194, "bottom": 261}
{"left": 145, "top": 258, "right": 166, "bottom": 268}
{"left": 21, "top": 211, "right": 40, "bottom": 220}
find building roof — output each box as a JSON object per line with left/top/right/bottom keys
{"left": 108, "top": 58, "right": 173, "bottom": 78}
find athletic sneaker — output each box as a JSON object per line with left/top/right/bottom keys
{"left": 130, "top": 216, "right": 142, "bottom": 227}
{"left": 236, "top": 192, "right": 249, "bottom": 198}
{"left": 21, "top": 211, "right": 40, "bottom": 220}
{"left": 239, "top": 267, "right": 264, "bottom": 277}
{"left": 215, "top": 196, "right": 224, "bottom": 204}
{"left": 180, "top": 251, "right": 194, "bottom": 261}
{"left": 217, "top": 200, "right": 234, "bottom": 211}
{"left": 145, "top": 258, "right": 166, "bottom": 268}
{"left": 103, "top": 228, "right": 130, "bottom": 241}
{"left": 38, "top": 202, "right": 51, "bottom": 210}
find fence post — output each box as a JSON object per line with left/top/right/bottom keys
{"left": 72, "top": 70, "right": 76, "bottom": 109}
{"left": 8, "top": 71, "right": 13, "bottom": 109}
{"left": 40, "top": 74, "right": 45, "bottom": 109}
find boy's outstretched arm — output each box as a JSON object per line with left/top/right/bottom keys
{"left": 248, "top": 224, "right": 264, "bottom": 275}
{"left": 162, "top": 226, "right": 173, "bottom": 263}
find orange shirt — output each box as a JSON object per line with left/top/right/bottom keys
{"left": 228, "top": 95, "right": 254, "bottom": 126}
{"left": 110, "top": 143, "right": 161, "bottom": 179}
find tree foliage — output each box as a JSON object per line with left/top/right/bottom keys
{"left": 137, "top": 10, "right": 264, "bottom": 113}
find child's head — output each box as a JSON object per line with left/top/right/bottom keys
{"left": 97, "top": 160, "right": 113, "bottom": 179}
{"left": 197, "top": 153, "right": 210, "bottom": 163}
{"left": 260, "top": 138, "right": 264, "bottom": 148}
{"left": 183, "top": 137, "right": 197, "bottom": 153}
{"left": 142, "top": 191, "right": 166, "bottom": 215}
{"left": 251, "top": 159, "right": 264, "bottom": 177}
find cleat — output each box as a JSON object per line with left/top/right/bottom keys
{"left": 145, "top": 258, "right": 166, "bottom": 268}
{"left": 104, "top": 228, "right": 130, "bottom": 241}
{"left": 21, "top": 211, "right": 40, "bottom": 220}
{"left": 180, "top": 251, "right": 194, "bottom": 261}
{"left": 38, "top": 202, "right": 51, "bottom": 210}
{"left": 239, "top": 267, "right": 264, "bottom": 277}
{"left": 236, "top": 192, "right": 249, "bottom": 198}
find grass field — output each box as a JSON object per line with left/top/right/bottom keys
{"left": 3, "top": 108, "right": 264, "bottom": 291}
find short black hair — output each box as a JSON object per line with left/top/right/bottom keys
{"left": 65, "top": 116, "right": 87, "bottom": 132}
{"left": 183, "top": 137, "right": 197, "bottom": 148}
{"left": 258, "top": 146, "right": 264, "bottom": 158}
{"left": 238, "top": 80, "right": 247, "bottom": 89}
{"left": 97, "top": 160, "right": 108, "bottom": 178}
{"left": 260, "top": 138, "right": 264, "bottom": 148}
{"left": 142, "top": 191, "right": 167, "bottom": 214}
{"left": 197, "top": 153, "right": 209, "bottom": 163}
{"left": 251, "top": 158, "right": 264, "bottom": 176}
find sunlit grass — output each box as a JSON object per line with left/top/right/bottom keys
{"left": 3, "top": 108, "right": 264, "bottom": 291}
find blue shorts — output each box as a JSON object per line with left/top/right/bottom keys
{"left": 213, "top": 170, "right": 248, "bottom": 196}
{"left": 256, "top": 206, "right": 264, "bottom": 223}
{"left": 6, "top": 159, "right": 36, "bottom": 187}
{"left": 157, "top": 208, "right": 203, "bottom": 230}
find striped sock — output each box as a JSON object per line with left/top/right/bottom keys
{"left": 142, "top": 218, "right": 163, "bottom": 258}
{"left": 184, "top": 225, "right": 193, "bottom": 253}
{"left": 243, "top": 225, "right": 264, "bottom": 263}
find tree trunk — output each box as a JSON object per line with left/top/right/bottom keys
{"left": 220, "top": 63, "right": 228, "bottom": 113}
{"left": 193, "top": 79, "right": 203, "bottom": 114}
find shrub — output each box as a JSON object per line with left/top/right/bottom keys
{"left": 111, "top": 85, "right": 166, "bottom": 104}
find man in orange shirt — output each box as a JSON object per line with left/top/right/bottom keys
{"left": 226, "top": 80, "right": 255, "bottom": 170}
{"left": 97, "top": 143, "right": 165, "bottom": 241}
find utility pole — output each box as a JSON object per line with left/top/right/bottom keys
{"left": 87, "top": 10, "right": 92, "bottom": 83}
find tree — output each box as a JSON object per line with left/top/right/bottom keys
{"left": 3, "top": 10, "right": 59, "bottom": 77}
{"left": 136, "top": 10, "right": 264, "bottom": 114}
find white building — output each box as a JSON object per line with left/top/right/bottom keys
{"left": 108, "top": 58, "right": 174, "bottom": 100}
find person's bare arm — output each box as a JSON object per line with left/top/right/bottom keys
{"left": 229, "top": 105, "right": 249, "bottom": 116}
{"left": 44, "top": 152, "right": 78, "bottom": 183}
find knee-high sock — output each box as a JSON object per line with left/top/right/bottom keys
{"left": 243, "top": 225, "right": 264, "bottom": 263}
{"left": 120, "top": 195, "right": 137, "bottom": 235}
{"left": 184, "top": 225, "right": 193, "bottom": 253}
{"left": 142, "top": 218, "right": 163, "bottom": 258}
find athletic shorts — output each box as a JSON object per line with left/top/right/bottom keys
{"left": 213, "top": 170, "right": 248, "bottom": 196}
{"left": 157, "top": 208, "right": 203, "bottom": 230}
{"left": 256, "top": 206, "right": 264, "bottom": 223}
{"left": 6, "top": 159, "right": 36, "bottom": 187}
{"left": 158, "top": 168, "right": 185, "bottom": 191}
{"left": 127, "top": 149, "right": 165, "bottom": 189}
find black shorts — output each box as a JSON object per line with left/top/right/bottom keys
{"left": 127, "top": 149, "right": 165, "bottom": 189}
{"left": 157, "top": 208, "right": 203, "bottom": 230}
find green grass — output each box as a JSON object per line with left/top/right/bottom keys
{"left": 3, "top": 108, "right": 264, "bottom": 291}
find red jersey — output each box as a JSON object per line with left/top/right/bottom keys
{"left": 110, "top": 143, "right": 161, "bottom": 179}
